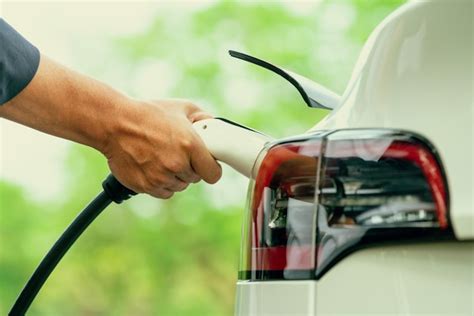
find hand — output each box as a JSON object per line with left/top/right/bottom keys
{"left": 102, "top": 99, "right": 222, "bottom": 198}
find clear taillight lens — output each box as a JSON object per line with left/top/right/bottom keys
{"left": 239, "top": 130, "right": 453, "bottom": 281}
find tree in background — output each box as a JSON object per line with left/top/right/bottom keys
{"left": 0, "top": 1, "right": 404, "bottom": 315}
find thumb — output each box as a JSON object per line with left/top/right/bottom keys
{"left": 189, "top": 133, "right": 222, "bottom": 184}
{"left": 188, "top": 110, "right": 213, "bottom": 123}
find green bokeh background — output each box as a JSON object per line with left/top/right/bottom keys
{"left": 1, "top": 1, "right": 405, "bottom": 315}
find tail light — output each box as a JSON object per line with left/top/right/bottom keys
{"left": 239, "top": 130, "right": 453, "bottom": 281}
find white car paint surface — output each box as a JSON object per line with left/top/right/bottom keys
{"left": 235, "top": 0, "right": 473, "bottom": 315}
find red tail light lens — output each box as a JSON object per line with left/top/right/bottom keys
{"left": 239, "top": 130, "right": 452, "bottom": 281}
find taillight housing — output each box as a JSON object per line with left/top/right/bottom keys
{"left": 239, "top": 129, "right": 453, "bottom": 281}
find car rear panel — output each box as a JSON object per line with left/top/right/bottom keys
{"left": 236, "top": 242, "right": 473, "bottom": 316}
{"left": 315, "top": 242, "right": 474, "bottom": 315}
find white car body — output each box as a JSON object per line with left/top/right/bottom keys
{"left": 235, "top": 1, "right": 473, "bottom": 315}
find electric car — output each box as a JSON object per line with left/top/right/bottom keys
{"left": 233, "top": 1, "right": 473, "bottom": 315}
{"left": 8, "top": 1, "right": 472, "bottom": 315}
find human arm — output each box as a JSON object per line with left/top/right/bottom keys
{"left": 0, "top": 31, "right": 221, "bottom": 198}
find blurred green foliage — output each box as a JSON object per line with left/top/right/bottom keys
{"left": 1, "top": 1, "right": 404, "bottom": 315}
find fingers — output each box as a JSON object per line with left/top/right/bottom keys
{"left": 167, "top": 177, "right": 189, "bottom": 192}
{"left": 176, "top": 171, "right": 201, "bottom": 184}
{"left": 190, "top": 133, "right": 222, "bottom": 184}
{"left": 181, "top": 104, "right": 220, "bottom": 183}
{"left": 106, "top": 99, "right": 221, "bottom": 200}
{"left": 148, "top": 187, "right": 174, "bottom": 199}
{"left": 161, "top": 154, "right": 201, "bottom": 185}
{"left": 144, "top": 177, "right": 187, "bottom": 199}
{"left": 133, "top": 160, "right": 201, "bottom": 198}
{"left": 176, "top": 103, "right": 220, "bottom": 184}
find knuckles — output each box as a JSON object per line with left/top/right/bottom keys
{"left": 147, "top": 173, "right": 169, "bottom": 188}
{"left": 164, "top": 159, "right": 187, "bottom": 174}
{"left": 179, "top": 137, "right": 194, "bottom": 152}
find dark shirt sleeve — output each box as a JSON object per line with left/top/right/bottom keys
{"left": 0, "top": 18, "right": 40, "bottom": 105}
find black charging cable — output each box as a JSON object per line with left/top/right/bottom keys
{"left": 9, "top": 175, "right": 136, "bottom": 316}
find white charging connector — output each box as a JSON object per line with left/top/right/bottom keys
{"left": 193, "top": 118, "right": 272, "bottom": 179}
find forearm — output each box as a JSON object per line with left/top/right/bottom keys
{"left": 0, "top": 53, "right": 221, "bottom": 197}
{"left": 0, "top": 55, "right": 130, "bottom": 152}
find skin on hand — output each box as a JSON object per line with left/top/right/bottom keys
{"left": 0, "top": 55, "right": 222, "bottom": 199}
{"left": 104, "top": 99, "right": 222, "bottom": 198}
